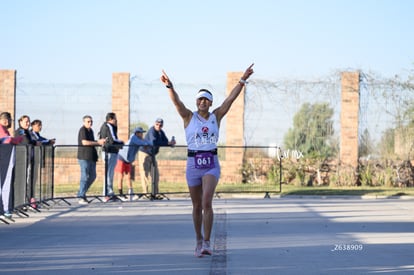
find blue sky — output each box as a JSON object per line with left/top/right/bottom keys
{"left": 2, "top": 0, "right": 413, "bottom": 83}
{"left": 1, "top": 0, "right": 414, "bottom": 145}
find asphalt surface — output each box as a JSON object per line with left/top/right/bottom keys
{"left": 1, "top": 195, "right": 414, "bottom": 275}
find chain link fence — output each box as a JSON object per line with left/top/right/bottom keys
{"left": 14, "top": 70, "right": 414, "bottom": 188}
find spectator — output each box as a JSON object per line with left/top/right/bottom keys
{"left": 30, "top": 119, "right": 56, "bottom": 145}
{"left": 15, "top": 115, "right": 40, "bottom": 208}
{"left": 77, "top": 115, "right": 106, "bottom": 205}
{"left": 30, "top": 119, "right": 55, "bottom": 198}
{"left": 138, "top": 118, "right": 175, "bottom": 199}
{"left": 99, "top": 112, "right": 124, "bottom": 202}
{"left": 15, "top": 115, "right": 40, "bottom": 146}
{"left": 115, "top": 127, "right": 151, "bottom": 201}
{"left": 0, "top": 112, "right": 23, "bottom": 219}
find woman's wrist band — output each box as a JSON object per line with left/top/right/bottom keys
{"left": 239, "top": 79, "right": 248, "bottom": 85}
{"left": 166, "top": 85, "right": 172, "bottom": 89}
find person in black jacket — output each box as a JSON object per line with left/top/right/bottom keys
{"left": 14, "top": 115, "right": 41, "bottom": 208}
{"left": 15, "top": 115, "right": 40, "bottom": 146}
{"left": 99, "top": 112, "right": 124, "bottom": 201}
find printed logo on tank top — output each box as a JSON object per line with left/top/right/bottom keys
{"left": 195, "top": 125, "right": 218, "bottom": 146}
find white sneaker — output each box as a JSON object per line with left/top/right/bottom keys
{"left": 4, "top": 211, "right": 13, "bottom": 219}
{"left": 194, "top": 239, "right": 203, "bottom": 258}
{"left": 119, "top": 195, "right": 128, "bottom": 202}
{"left": 201, "top": 240, "right": 212, "bottom": 255}
{"left": 78, "top": 198, "right": 89, "bottom": 205}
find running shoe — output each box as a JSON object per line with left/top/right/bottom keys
{"left": 119, "top": 195, "right": 128, "bottom": 202}
{"left": 195, "top": 239, "right": 203, "bottom": 258}
{"left": 132, "top": 194, "right": 141, "bottom": 200}
{"left": 201, "top": 240, "right": 213, "bottom": 255}
{"left": 78, "top": 198, "right": 89, "bottom": 205}
{"left": 4, "top": 211, "right": 12, "bottom": 219}
{"left": 30, "top": 198, "right": 37, "bottom": 209}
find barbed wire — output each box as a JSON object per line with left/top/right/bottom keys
{"left": 15, "top": 70, "right": 414, "bottom": 152}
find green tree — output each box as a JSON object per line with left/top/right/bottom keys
{"left": 283, "top": 102, "right": 334, "bottom": 158}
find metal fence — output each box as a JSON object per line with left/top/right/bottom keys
{"left": 1, "top": 144, "right": 55, "bottom": 222}
{"left": 8, "top": 72, "right": 414, "bottom": 211}
{"left": 3, "top": 141, "right": 414, "bottom": 224}
{"left": 2, "top": 145, "right": 283, "bottom": 217}
{"left": 52, "top": 145, "right": 282, "bottom": 198}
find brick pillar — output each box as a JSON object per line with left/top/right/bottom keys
{"left": 0, "top": 70, "right": 17, "bottom": 134}
{"left": 222, "top": 72, "right": 245, "bottom": 182}
{"left": 112, "top": 72, "right": 130, "bottom": 142}
{"left": 340, "top": 72, "right": 360, "bottom": 168}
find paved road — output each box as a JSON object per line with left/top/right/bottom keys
{"left": 1, "top": 196, "right": 414, "bottom": 274}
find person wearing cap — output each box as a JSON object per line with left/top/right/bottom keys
{"left": 160, "top": 63, "right": 254, "bottom": 257}
{"left": 115, "top": 127, "right": 151, "bottom": 200}
{"left": 138, "top": 118, "right": 176, "bottom": 198}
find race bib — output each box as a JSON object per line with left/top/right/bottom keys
{"left": 194, "top": 152, "right": 215, "bottom": 169}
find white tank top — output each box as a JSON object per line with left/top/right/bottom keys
{"left": 185, "top": 111, "right": 219, "bottom": 151}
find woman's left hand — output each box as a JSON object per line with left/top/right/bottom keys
{"left": 242, "top": 63, "right": 254, "bottom": 80}
{"left": 161, "top": 70, "right": 172, "bottom": 87}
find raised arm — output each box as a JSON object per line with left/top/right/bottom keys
{"left": 161, "top": 70, "right": 193, "bottom": 126}
{"left": 213, "top": 63, "right": 254, "bottom": 124}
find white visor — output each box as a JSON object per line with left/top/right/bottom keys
{"left": 196, "top": 91, "right": 213, "bottom": 101}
